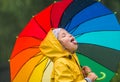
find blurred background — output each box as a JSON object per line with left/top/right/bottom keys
{"left": 0, "top": 0, "right": 120, "bottom": 82}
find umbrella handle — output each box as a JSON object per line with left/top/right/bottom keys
{"left": 96, "top": 72, "right": 106, "bottom": 80}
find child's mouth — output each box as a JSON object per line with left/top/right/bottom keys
{"left": 71, "top": 38, "right": 77, "bottom": 44}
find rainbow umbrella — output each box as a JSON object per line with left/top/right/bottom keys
{"left": 10, "top": 0, "right": 120, "bottom": 82}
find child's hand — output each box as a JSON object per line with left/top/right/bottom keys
{"left": 82, "top": 66, "right": 91, "bottom": 77}
{"left": 82, "top": 66, "right": 98, "bottom": 81}
{"left": 87, "top": 72, "right": 98, "bottom": 82}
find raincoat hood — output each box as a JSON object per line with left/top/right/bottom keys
{"left": 40, "top": 29, "right": 71, "bottom": 62}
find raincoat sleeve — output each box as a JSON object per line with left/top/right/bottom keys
{"left": 54, "top": 59, "right": 86, "bottom": 82}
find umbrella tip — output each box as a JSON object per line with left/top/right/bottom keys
{"left": 8, "top": 59, "right": 10, "bottom": 62}
{"left": 116, "top": 73, "right": 118, "bottom": 75}
{"left": 114, "top": 12, "right": 117, "bottom": 14}
{"left": 16, "top": 36, "right": 18, "bottom": 38}
{"left": 54, "top": 1, "right": 57, "bottom": 3}
{"left": 98, "top": 0, "right": 101, "bottom": 2}
{"left": 32, "top": 15, "right": 35, "bottom": 18}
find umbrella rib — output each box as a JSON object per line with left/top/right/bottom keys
{"left": 73, "top": 27, "right": 115, "bottom": 37}
{"left": 70, "top": 13, "right": 113, "bottom": 35}
{"left": 36, "top": 57, "right": 48, "bottom": 66}
{"left": 76, "top": 52, "right": 110, "bottom": 71}
{"left": 12, "top": 51, "right": 41, "bottom": 80}
{"left": 27, "top": 56, "right": 48, "bottom": 82}
{"left": 77, "top": 42, "right": 120, "bottom": 51}
{"left": 50, "top": 3, "right": 56, "bottom": 28}
{"left": 76, "top": 43, "right": 120, "bottom": 72}
{"left": 19, "top": 36, "right": 43, "bottom": 41}
{"left": 43, "top": 59, "right": 51, "bottom": 73}
{"left": 78, "top": 42, "right": 120, "bottom": 51}
{"left": 10, "top": 46, "right": 40, "bottom": 60}
{"left": 41, "top": 59, "right": 51, "bottom": 82}
{"left": 59, "top": 0, "right": 97, "bottom": 28}
{"left": 75, "top": 30, "right": 120, "bottom": 38}
{"left": 33, "top": 17, "right": 47, "bottom": 33}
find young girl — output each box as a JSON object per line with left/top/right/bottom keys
{"left": 40, "top": 28, "right": 97, "bottom": 82}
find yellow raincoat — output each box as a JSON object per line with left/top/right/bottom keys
{"left": 40, "top": 29, "right": 86, "bottom": 82}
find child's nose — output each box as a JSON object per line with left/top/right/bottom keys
{"left": 69, "top": 34, "right": 72, "bottom": 37}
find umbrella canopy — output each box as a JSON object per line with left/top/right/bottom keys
{"left": 10, "top": 0, "right": 120, "bottom": 82}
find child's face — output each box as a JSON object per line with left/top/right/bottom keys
{"left": 58, "top": 29, "right": 78, "bottom": 53}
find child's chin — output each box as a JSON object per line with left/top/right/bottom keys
{"left": 71, "top": 47, "right": 77, "bottom": 52}
{"left": 73, "top": 45, "right": 78, "bottom": 50}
